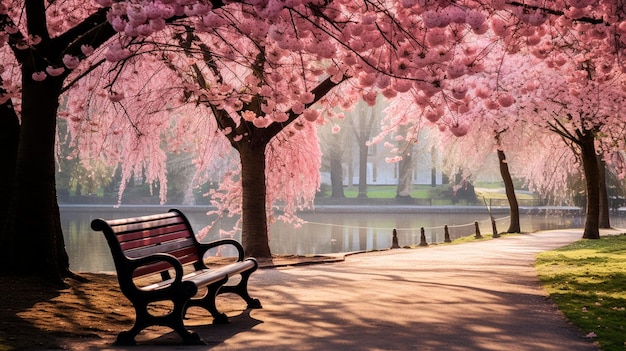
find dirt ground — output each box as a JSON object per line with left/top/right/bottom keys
{"left": 0, "top": 255, "right": 335, "bottom": 350}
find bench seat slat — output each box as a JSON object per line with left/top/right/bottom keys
{"left": 125, "top": 237, "right": 195, "bottom": 258}
{"left": 103, "top": 212, "right": 180, "bottom": 227}
{"left": 119, "top": 228, "right": 192, "bottom": 251}
{"left": 110, "top": 217, "right": 186, "bottom": 234}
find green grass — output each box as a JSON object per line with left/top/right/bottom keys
{"left": 341, "top": 185, "right": 432, "bottom": 198}
{"left": 535, "top": 234, "right": 626, "bottom": 351}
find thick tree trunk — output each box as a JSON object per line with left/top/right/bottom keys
{"left": 497, "top": 149, "right": 521, "bottom": 233}
{"left": 597, "top": 157, "right": 610, "bottom": 229}
{"left": 329, "top": 135, "right": 345, "bottom": 198}
{"left": 238, "top": 143, "right": 272, "bottom": 258}
{"left": 0, "top": 98, "right": 19, "bottom": 235}
{"left": 1, "top": 76, "right": 71, "bottom": 282}
{"left": 580, "top": 131, "right": 600, "bottom": 239}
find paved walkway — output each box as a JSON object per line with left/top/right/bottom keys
{"left": 68, "top": 229, "right": 609, "bottom": 351}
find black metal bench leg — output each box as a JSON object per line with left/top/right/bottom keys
{"left": 185, "top": 277, "right": 230, "bottom": 324}
{"left": 170, "top": 297, "right": 204, "bottom": 345}
{"left": 218, "top": 270, "right": 262, "bottom": 309}
{"left": 116, "top": 299, "right": 204, "bottom": 346}
{"left": 115, "top": 304, "right": 150, "bottom": 346}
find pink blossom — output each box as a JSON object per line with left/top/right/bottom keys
{"left": 567, "top": 0, "right": 593, "bottom": 8}
{"left": 80, "top": 45, "right": 94, "bottom": 56}
{"left": 136, "top": 24, "right": 153, "bottom": 37}
{"left": 441, "top": 6, "right": 466, "bottom": 24}
{"left": 382, "top": 88, "right": 398, "bottom": 99}
{"left": 426, "top": 28, "right": 447, "bottom": 46}
{"left": 62, "top": 55, "right": 80, "bottom": 69}
{"left": 359, "top": 72, "right": 377, "bottom": 87}
{"left": 451, "top": 83, "right": 468, "bottom": 99}
{"left": 253, "top": 116, "right": 271, "bottom": 128}
{"left": 28, "top": 35, "right": 42, "bottom": 45}
{"left": 422, "top": 11, "right": 441, "bottom": 29}
{"left": 299, "top": 92, "right": 315, "bottom": 104}
{"left": 46, "top": 66, "right": 65, "bottom": 76}
{"left": 447, "top": 61, "right": 466, "bottom": 79}
{"left": 95, "top": 0, "right": 113, "bottom": 6}
{"left": 393, "top": 79, "right": 412, "bottom": 93}
{"left": 273, "top": 112, "right": 289, "bottom": 123}
{"left": 399, "top": 0, "right": 418, "bottom": 8}
{"left": 32, "top": 71, "right": 47, "bottom": 81}
{"left": 4, "top": 25, "right": 18, "bottom": 34}
{"left": 362, "top": 91, "right": 377, "bottom": 106}
{"left": 105, "top": 44, "right": 131, "bottom": 62}
{"left": 292, "top": 101, "right": 305, "bottom": 114}
{"left": 303, "top": 109, "right": 319, "bottom": 122}
{"left": 466, "top": 11, "right": 485, "bottom": 30}
{"left": 233, "top": 134, "right": 243, "bottom": 142}
{"left": 425, "top": 111, "right": 440, "bottom": 123}
{"left": 242, "top": 110, "right": 257, "bottom": 122}
{"left": 385, "top": 156, "right": 403, "bottom": 163}
{"left": 332, "top": 125, "right": 341, "bottom": 134}
{"left": 498, "top": 93, "right": 515, "bottom": 107}
{"left": 449, "top": 123, "right": 469, "bottom": 137}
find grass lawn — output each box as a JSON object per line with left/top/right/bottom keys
{"left": 535, "top": 234, "right": 626, "bottom": 351}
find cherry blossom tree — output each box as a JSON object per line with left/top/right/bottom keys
{"left": 96, "top": 0, "right": 507, "bottom": 258}
{"left": 4, "top": 0, "right": 626, "bottom": 283}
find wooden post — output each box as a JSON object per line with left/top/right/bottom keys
{"left": 419, "top": 227, "right": 428, "bottom": 247}
{"left": 492, "top": 219, "right": 500, "bottom": 238}
{"left": 391, "top": 228, "right": 401, "bottom": 249}
{"left": 474, "top": 221, "right": 483, "bottom": 239}
{"left": 444, "top": 225, "right": 451, "bottom": 243}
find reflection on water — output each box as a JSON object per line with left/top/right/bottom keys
{"left": 60, "top": 205, "right": 626, "bottom": 273}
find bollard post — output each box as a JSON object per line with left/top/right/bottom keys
{"left": 444, "top": 225, "right": 451, "bottom": 243}
{"left": 391, "top": 228, "right": 401, "bottom": 249}
{"left": 474, "top": 221, "right": 483, "bottom": 239}
{"left": 491, "top": 219, "right": 500, "bottom": 238}
{"left": 419, "top": 227, "right": 428, "bottom": 246}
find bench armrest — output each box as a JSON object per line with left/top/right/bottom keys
{"left": 197, "top": 239, "right": 245, "bottom": 261}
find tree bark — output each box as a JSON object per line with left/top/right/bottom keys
{"left": 238, "top": 142, "right": 272, "bottom": 258}
{"left": 396, "top": 144, "right": 413, "bottom": 198}
{"left": 329, "top": 135, "right": 345, "bottom": 198}
{"left": 579, "top": 131, "right": 600, "bottom": 239}
{"left": 597, "top": 156, "right": 610, "bottom": 229}
{"left": 1, "top": 75, "right": 70, "bottom": 282}
{"left": 0, "top": 96, "right": 19, "bottom": 237}
{"left": 357, "top": 141, "right": 368, "bottom": 198}
{"left": 497, "top": 149, "right": 521, "bottom": 233}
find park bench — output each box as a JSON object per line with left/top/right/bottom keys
{"left": 90, "top": 209, "right": 262, "bottom": 345}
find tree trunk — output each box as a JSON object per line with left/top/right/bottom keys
{"left": 357, "top": 141, "right": 368, "bottom": 198}
{"left": 0, "top": 97, "right": 19, "bottom": 235}
{"left": 329, "top": 134, "right": 345, "bottom": 198}
{"left": 497, "top": 149, "right": 521, "bottom": 233}
{"left": 238, "top": 142, "right": 272, "bottom": 258}
{"left": 597, "top": 156, "right": 610, "bottom": 229}
{"left": 396, "top": 144, "right": 413, "bottom": 198}
{"left": 1, "top": 75, "right": 71, "bottom": 282}
{"left": 579, "top": 131, "right": 600, "bottom": 239}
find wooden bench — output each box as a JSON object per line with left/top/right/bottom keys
{"left": 90, "top": 209, "right": 262, "bottom": 345}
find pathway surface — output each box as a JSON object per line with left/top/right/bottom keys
{"left": 65, "top": 229, "right": 609, "bottom": 351}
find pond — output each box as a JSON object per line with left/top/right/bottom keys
{"left": 61, "top": 204, "right": 626, "bottom": 273}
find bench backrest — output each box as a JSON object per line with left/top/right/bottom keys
{"left": 91, "top": 209, "right": 201, "bottom": 278}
